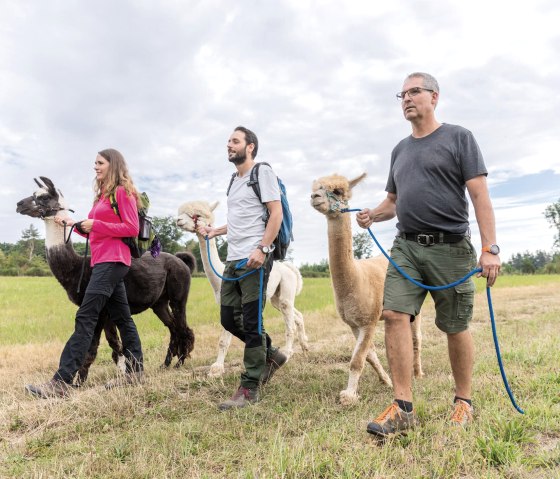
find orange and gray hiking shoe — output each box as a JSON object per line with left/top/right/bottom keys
{"left": 366, "top": 401, "right": 417, "bottom": 438}
{"left": 450, "top": 399, "right": 473, "bottom": 427}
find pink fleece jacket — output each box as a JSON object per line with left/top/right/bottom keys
{"left": 79, "top": 186, "right": 139, "bottom": 267}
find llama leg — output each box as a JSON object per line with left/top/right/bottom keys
{"left": 412, "top": 313, "right": 424, "bottom": 378}
{"left": 169, "top": 299, "right": 195, "bottom": 368}
{"left": 340, "top": 326, "right": 375, "bottom": 405}
{"left": 151, "top": 302, "right": 177, "bottom": 368}
{"left": 293, "top": 308, "right": 309, "bottom": 354}
{"left": 208, "top": 328, "right": 233, "bottom": 377}
{"left": 103, "top": 318, "right": 125, "bottom": 372}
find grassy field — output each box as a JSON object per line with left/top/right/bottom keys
{"left": 0, "top": 275, "right": 559, "bottom": 478}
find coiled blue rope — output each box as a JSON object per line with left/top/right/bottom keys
{"left": 205, "top": 236, "right": 265, "bottom": 335}
{"left": 342, "top": 208, "right": 524, "bottom": 414}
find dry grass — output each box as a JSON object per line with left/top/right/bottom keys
{"left": 1, "top": 276, "right": 559, "bottom": 478}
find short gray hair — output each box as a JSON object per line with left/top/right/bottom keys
{"left": 406, "top": 72, "right": 439, "bottom": 93}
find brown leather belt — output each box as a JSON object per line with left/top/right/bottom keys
{"left": 398, "top": 232, "right": 465, "bottom": 246}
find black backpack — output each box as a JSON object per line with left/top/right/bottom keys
{"left": 227, "top": 162, "right": 293, "bottom": 260}
{"left": 110, "top": 191, "right": 160, "bottom": 258}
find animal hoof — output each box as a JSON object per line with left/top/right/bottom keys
{"left": 207, "top": 364, "right": 225, "bottom": 378}
{"left": 339, "top": 390, "right": 359, "bottom": 406}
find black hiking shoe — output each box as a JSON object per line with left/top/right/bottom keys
{"left": 218, "top": 386, "right": 259, "bottom": 411}
{"left": 25, "top": 379, "right": 71, "bottom": 399}
{"left": 260, "top": 348, "right": 288, "bottom": 386}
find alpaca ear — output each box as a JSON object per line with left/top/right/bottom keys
{"left": 348, "top": 173, "right": 367, "bottom": 190}
{"left": 34, "top": 178, "right": 43, "bottom": 188}
{"left": 209, "top": 201, "right": 219, "bottom": 212}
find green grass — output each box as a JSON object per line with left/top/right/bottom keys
{"left": 1, "top": 275, "right": 559, "bottom": 478}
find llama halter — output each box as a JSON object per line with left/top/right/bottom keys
{"left": 325, "top": 190, "right": 348, "bottom": 213}
{"left": 342, "top": 206, "right": 524, "bottom": 415}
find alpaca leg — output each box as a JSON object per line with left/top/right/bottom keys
{"left": 412, "top": 313, "right": 424, "bottom": 378}
{"left": 340, "top": 326, "right": 374, "bottom": 406}
{"left": 293, "top": 308, "right": 309, "bottom": 354}
{"left": 208, "top": 328, "right": 233, "bottom": 378}
{"left": 271, "top": 296, "right": 296, "bottom": 359}
{"left": 365, "top": 349, "right": 392, "bottom": 387}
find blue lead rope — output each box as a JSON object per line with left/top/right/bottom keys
{"left": 342, "top": 208, "right": 524, "bottom": 414}
{"left": 205, "top": 237, "right": 265, "bottom": 335}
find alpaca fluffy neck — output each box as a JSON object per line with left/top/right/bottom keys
{"left": 197, "top": 233, "right": 224, "bottom": 297}
{"left": 327, "top": 213, "right": 359, "bottom": 292}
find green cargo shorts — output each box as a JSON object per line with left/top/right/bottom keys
{"left": 383, "top": 236, "right": 478, "bottom": 334}
{"left": 220, "top": 258, "right": 271, "bottom": 307}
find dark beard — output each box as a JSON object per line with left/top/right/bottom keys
{"left": 228, "top": 152, "right": 246, "bottom": 165}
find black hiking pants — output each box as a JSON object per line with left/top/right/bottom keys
{"left": 54, "top": 262, "right": 143, "bottom": 384}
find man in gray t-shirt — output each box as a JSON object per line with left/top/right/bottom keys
{"left": 198, "top": 126, "right": 287, "bottom": 411}
{"left": 357, "top": 72, "right": 501, "bottom": 438}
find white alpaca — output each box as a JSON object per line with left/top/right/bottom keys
{"left": 177, "top": 200, "right": 309, "bottom": 377}
{"left": 311, "top": 172, "right": 424, "bottom": 405}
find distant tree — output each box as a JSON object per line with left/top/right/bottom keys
{"left": 299, "top": 259, "right": 330, "bottom": 277}
{"left": 544, "top": 199, "right": 560, "bottom": 248}
{"left": 152, "top": 215, "right": 188, "bottom": 254}
{"left": 20, "top": 224, "right": 41, "bottom": 260}
{"left": 353, "top": 231, "right": 373, "bottom": 259}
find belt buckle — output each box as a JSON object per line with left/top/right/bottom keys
{"left": 417, "top": 234, "right": 434, "bottom": 246}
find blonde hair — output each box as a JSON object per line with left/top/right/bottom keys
{"left": 94, "top": 148, "right": 141, "bottom": 207}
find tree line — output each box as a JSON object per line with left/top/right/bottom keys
{"left": 3, "top": 198, "right": 560, "bottom": 277}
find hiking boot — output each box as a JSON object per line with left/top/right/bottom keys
{"left": 218, "top": 386, "right": 259, "bottom": 411}
{"left": 450, "top": 399, "right": 473, "bottom": 427}
{"left": 366, "top": 401, "right": 417, "bottom": 438}
{"left": 104, "top": 371, "right": 144, "bottom": 390}
{"left": 260, "top": 348, "right": 288, "bottom": 386}
{"left": 25, "top": 379, "right": 71, "bottom": 399}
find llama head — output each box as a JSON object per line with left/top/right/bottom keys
{"left": 176, "top": 200, "right": 219, "bottom": 233}
{"left": 16, "top": 176, "right": 68, "bottom": 219}
{"left": 310, "top": 173, "right": 367, "bottom": 217}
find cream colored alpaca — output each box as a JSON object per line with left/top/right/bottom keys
{"left": 177, "top": 200, "right": 309, "bottom": 377}
{"left": 311, "top": 172, "right": 423, "bottom": 405}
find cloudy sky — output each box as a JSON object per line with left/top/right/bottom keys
{"left": 2, "top": 0, "right": 559, "bottom": 266}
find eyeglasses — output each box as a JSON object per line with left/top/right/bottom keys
{"left": 396, "top": 87, "right": 434, "bottom": 100}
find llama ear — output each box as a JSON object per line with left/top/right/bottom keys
{"left": 57, "top": 188, "right": 65, "bottom": 198}
{"left": 34, "top": 178, "right": 43, "bottom": 188}
{"left": 39, "top": 176, "right": 56, "bottom": 195}
{"left": 209, "top": 201, "right": 219, "bottom": 212}
{"left": 348, "top": 173, "right": 367, "bottom": 190}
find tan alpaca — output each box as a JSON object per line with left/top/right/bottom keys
{"left": 177, "top": 200, "right": 309, "bottom": 377}
{"left": 310, "top": 172, "right": 423, "bottom": 405}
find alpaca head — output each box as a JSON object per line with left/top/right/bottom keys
{"left": 310, "top": 173, "right": 367, "bottom": 217}
{"left": 16, "top": 176, "right": 68, "bottom": 219}
{"left": 176, "top": 200, "right": 219, "bottom": 233}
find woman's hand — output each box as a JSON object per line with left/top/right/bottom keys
{"left": 54, "top": 215, "right": 75, "bottom": 227}
{"left": 79, "top": 219, "right": 94, "bottom": 233}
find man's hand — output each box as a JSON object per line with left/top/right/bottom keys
{"left": 247, "top": 248, "right": 266, "bottom": 269}
{"left": 477, "top": 253, "right": 501, "bottom": 287}
{"left": 356, "top": 208, "right": 374, "bottom": 229}
{"left": 197, "top": 225, "right": 215, "bottom": 239}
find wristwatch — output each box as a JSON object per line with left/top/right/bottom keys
{"left": 257, "top": 244, "right": 271, "bottom": 254}
{"left": 482, "top": 244, "right": 500, "bottom": 255}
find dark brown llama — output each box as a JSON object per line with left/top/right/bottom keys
{"left": 16, "top": 176, "right": 196, "bottom": 384}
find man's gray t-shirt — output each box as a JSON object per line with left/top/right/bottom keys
{"left": 226, "top": 163, "right": 280, "bottom": 260}
{"left": 386, "top": 123, "right": 487, "bottom": 234}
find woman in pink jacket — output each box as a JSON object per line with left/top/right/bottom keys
{"left": 26, "top": 149, "right": 144, "bottom": 398}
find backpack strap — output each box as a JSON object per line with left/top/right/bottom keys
{"left": 226, "top": 172, "right": 237, "bottom": 196}
{"left": 247, "top": 161, "right": 272, "bottom": 203}
{"left": 109, "top": 193, "right": 121, "bottom": 219}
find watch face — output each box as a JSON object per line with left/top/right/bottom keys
{"left": 490, "top": 244, "right": 500, "bottom": 255}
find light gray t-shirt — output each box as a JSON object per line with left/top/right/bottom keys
{"left": 226, "top": 163, "right": 280, "bottom": 260}
{"left": 386, "top": 123, "right": 487, "bottom": 234}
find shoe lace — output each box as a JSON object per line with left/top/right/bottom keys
{"left": 451, "top": 401, "right": 471, "bottom": 423}
{"left": 374, "top": 403, "right": 400, "bottom": 423}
